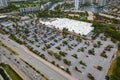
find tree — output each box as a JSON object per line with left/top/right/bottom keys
{"left": 62, "top": 28, "right": 68, "bottom": 37}
{"left": 47, "top": 50, "right": 54, "bottom": 56}
{"left": 88, "top": 49, "right": 95, "bottom": 55}
{"left": 87, "top": 73, "right": 95, "bottom": 80}
{"left": 96, "top": 66, "right": 103, "bottom": 71}
{"left": 62, "top": 41, "right": 68, "bottom": 45}
{"left": 79, "top": 60, "right": 87, "bottom": 66}
{"left": 51, "top": 61, "right": 55, "bottom": 65}
{"left": 54, "top": 53, "right": 61, "bottom": 60}
{"left": 75, "top": 66, "right": 82, "bottom": 73}
{"left": 118, "top": 42, "right": 120, "bottom": 50}
{"left": 66, "top": 68, "right": 71, "bottom": 74}
{"left": 71, "top": 54, "right": 78, "bottom": 59}
{"left": 59, "top": 51, "right": 67, "bottom": 57}
{"left": 63, "top": 59, "right": 71, "bottom": 66}
{"left": 100, "top": 53, "right": 107, "bottom": 58}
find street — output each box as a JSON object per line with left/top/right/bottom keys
{"left": 0, "top": 46, "right": 45, "bottom": 80}
{"left": 0, "top": 34, "right": 77, "bottom": 80}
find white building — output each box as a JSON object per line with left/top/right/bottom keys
{"left": 98, "top": 0, "right": 106, "bottom": 6}
{"left": 0, "top": 0, "right": 8, "bottom": 9}
{"left": 0, "top": 14, "right": 7, "bottom": 19}
{"left": 75, "top": 0, "right": 80, "bottom": 10}
{"left": 40, "top": 18, "right": 94, "bottom": 35}
{"left": 20, "top": 6, "right": 41, "bottom": 13}
{"left": 74, "top": 0, "right": 106, "bottom": 8}
{"left": 81, "top": 0, "right": 93, "bottom": 4}
{"left": 8, "top": 0, "right": 27, "bottom": 2}
{"left": 20, "top": 2, "right": 52, "bottom": 13}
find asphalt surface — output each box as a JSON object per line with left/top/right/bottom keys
{"left": 0, "top": 34, "right": 77, "bottom": 80}
{"left": 0, "top": 46, "right": 44, "bottom": 80}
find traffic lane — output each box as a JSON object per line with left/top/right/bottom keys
{"left": 0, "top": 47, "right": 44, "bottom": 80}
{"left": 0, "top": 52, "right": 29, "bottom": 80}
{"left": 0, "top": 34, "right": 77, "bottom": 80}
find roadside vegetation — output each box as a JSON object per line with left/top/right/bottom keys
{"left": 0, "top": 41, "right": 19, "bottom": 55}
{"left": 108, "top": 51, "right": 120, "bottom": 80}
{"left": 9, "top": 34, "right": 23, "bottom": 44}
{"left": 0, "top": 63, "right": 22, "bottom": 80}
{"left": 21, "top": 59, "right": 48, "bottom": 80}
{"left": 0, "top": 67, "right": 11, "bottom": 80}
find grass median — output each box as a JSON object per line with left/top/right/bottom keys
{"left": 21, "top": 59, "right": 48, "bottom": 80}
{"left": 107, "top": 51, "right": 120, "bottom": 80}
{"left": 0, "top": 40, "right": 19, "bottom": 55}
{"left": 0, "top": 63, "right": 22, "bottom": 80}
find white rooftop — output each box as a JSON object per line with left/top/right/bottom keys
{"left": 1, "top": 22, "right": 13, "bottom": 27}
{"left": 40, "top": 18, "right": 94, "bottom": 35}
{"left": 0, "top": 15, "right": 7, "bottom": 18}
{"left": 21, "top": 16, "right": 30, "bottom": 20}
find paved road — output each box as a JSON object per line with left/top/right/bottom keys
{"left": 0, "top": 46, "right": 44, "bottom": 80}
{"left": 87, "top": 12, "right": 94, "bottom": 20}
{"left": 0, "top": 34, "right": 78, "bottom": 80}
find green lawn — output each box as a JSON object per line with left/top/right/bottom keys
{"left": 0, "top": 30, "right": 6, "bottom": 35}
{"left": 108, "top": 51, "right": 120, "bottom": 80}
{"left": 0, "top": 63, "right": 22, "bottom": 80}
{"left": 110, "top": 57, "right": 120, "bottom": 80}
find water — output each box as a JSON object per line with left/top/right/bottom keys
{"left": 81, "top": 6, "right": 105, "bottom": 13}
{"left": 49, "top": 2, "right": 64, "bottom": 10}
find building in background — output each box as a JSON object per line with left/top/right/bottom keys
{"left": 8, "top": 0, "right": 27, "bottom": 2}
{"left": 0, "top": 0, "right": 8, "bottom": 9}
{"left": 75, "top": 0, "right": 94, "bottom": 10}
{"left": 98, "top": 0, "right": 106, "bottom": 6}
{"left": 74, "top": 0, "right": 107, "bottom": 10}
{"left": 20, "top": 6, "right": 41, "bottom": 14}
{"left": 20, "top": 2, "right": 52, "bottom": 14}
{"left": 75, "top": 0, "right": 80, "bottom": 10}
{"left": 79, "top": 0, "right": 93, "bottom": 4}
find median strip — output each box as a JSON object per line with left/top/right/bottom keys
{"left": 0, "top": 40, "right": 19, "bottom": 55}
{"left": 20, "top": 59, "right": 48, "bottom": 80}
{"left": 0, "top": 63, "right": 22, "bottom": 80}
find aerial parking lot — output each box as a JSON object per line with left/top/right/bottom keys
{"left": 0, "top": 17, "right": 118, "bottom": 80}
